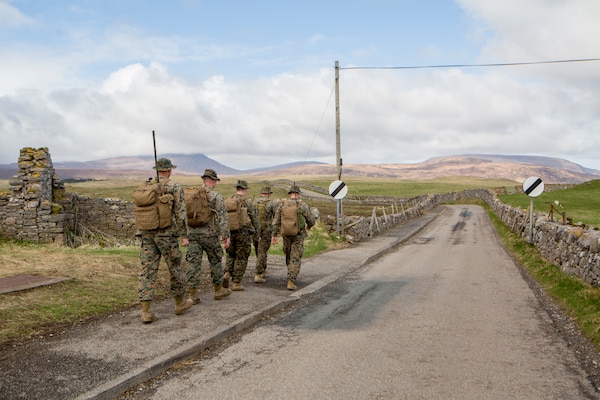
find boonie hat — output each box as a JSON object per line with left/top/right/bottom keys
{"left": 153, "top": 158, "right": 176, "bottom": 171}
{"left": 288, "top": 185, "right": 301, "bottom": 194}
{"left": 202, "top": 168, "right": 220, "bottom": 181}
{"left": 236, "top": 180, "right": 249, "bottom": 189}
{"left": 260, "top": 186, "right": 273, "bottom": 194}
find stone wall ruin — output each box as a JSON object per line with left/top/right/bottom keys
{"left": 0, "top": 147, "right": 136, "bottom": 245}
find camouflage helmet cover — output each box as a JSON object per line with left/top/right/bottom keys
{"left": 202, "top": 168, "right": 220, "bottom": 181}
{"left": 236, "top": 179, "right": 249, "bottom": 189}
{"left": 153, "top": 158, "right": 176, "bottom": 171}
{"left": 260, "top": 186, "right": 273, "bottom": 194}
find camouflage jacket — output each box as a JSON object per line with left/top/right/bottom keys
{"left": 188, "top": 186, "right": 230, "bottom": 239}
{"left": 272, "top": 199, "right": 315, "bottom": 239}
{"left": 256, "top": 197, "right": 279, "bottom": 234}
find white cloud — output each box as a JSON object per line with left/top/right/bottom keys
{"left": 0, "top": 1, "right": 34, "bottom": 28}
{"left": 1, "top": 0, "right": 600, "bottom": 171}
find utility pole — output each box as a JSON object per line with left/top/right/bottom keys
{"left": 334, "top": 61, "right": 344, "bottom": 234}
{"left": 335, "top": 61, "right": 342, "bottom": 180}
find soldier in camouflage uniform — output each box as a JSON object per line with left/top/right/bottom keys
{"left": 272, "top": 185, "right": 316, "bottom": 290}
{"left": 253, "top": 186, "right": 279, "bottom": 283}
{"left": 185, "top": 169, "right": 232, "bottom": 303}
{"left": 224, "top": 180, "right": 260, "bottom": 291}
{"left": 138, "top": 158, "right": 193, "bottom": 323}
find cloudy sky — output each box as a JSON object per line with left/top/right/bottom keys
{"left": 2, "top": 0, "right": 600, "bottom": 171}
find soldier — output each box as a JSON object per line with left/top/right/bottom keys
{"left": 185, "top": 169, "right": 232, "bottom": 303}
{"left": 272, "top": 185, "right": 316, "bottom": 290}
{"left": 223, "top": 180, "right": 260, "bottom": 291}
{"left": 137, "top": 158, "right": 193, "bottom": 323}
{"left": 253, "top": 186, "right": 279, "bottom": 283}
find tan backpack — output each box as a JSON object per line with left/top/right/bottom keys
{"left": 257, "top": 199, "right": 271, "bottom": 228}
{"left": 280, "top": 200, "right": 300, "bottom": 236}
{"left": 133, "top": 180, "right": 173, "bottom": 230}
{"left": 184, "top": 186, "right": 212, "bottom": 227}
{"left": 225, "top": 196, "right": 251, "bottom": 231}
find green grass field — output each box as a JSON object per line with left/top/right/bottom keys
{"left": 2, "top": 176, "right": 598, "bottom": 224}
{"left": 499, "top": 180, "right": 600, "bottom": 227}
{"left": 1, "top": 176, "right": 600, "bottom": 349}
{"left": 307, "top": 176, "right": 518, "bottom": 198}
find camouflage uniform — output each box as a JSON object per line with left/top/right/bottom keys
{"left": 186, "top": 186, "right": 230, "bottom": 288}
{"left": 272, "top": 193, "right": 315, "bottom": 284}
{"left": 255, "top": 193, "right": 279, "bottom": 277}
{"left": 225, "top": 183, "right": 260, "bottom": 285}
{"left": 138, "top": 175, "right": 189, "bottom": 302}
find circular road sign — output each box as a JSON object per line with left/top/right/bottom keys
{"left": 329, "top": 180, "right": 348, "bottom": 200}
{"left": 523, "top": 176, "right": 544, "bottom": 197}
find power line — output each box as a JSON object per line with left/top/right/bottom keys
{"left": 339, "top": 58, "right": 600, "bottom": 70}
{"left": 302, "top": 80, "right": 335, "bottom": 166}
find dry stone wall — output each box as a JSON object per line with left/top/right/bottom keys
{"left": 470, "top": 188, "right": 600, "bottom": 287}
{"left": 1, "top": 148, "right": 599, "bottom": 287}
{"left": 0, "top": 148, "right": 67, "bottom": 243}
{"left": 0, "top": 148, "right": 137, "bottom": 244}
{"left": 337, "top": 188, "right": 600, "bottom": 287}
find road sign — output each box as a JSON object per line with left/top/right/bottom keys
{"left": 523, "top": 176, "right": 544, "bottom": 197}
{"left": 329, "top": 180, "right": 348, "bottom": 200}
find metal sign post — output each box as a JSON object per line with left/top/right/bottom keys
{"left": 522, "top": 176, "right": 545, "bottom": 243}
{"left": 329, "top": 180, "right": 348, "bottom": 233}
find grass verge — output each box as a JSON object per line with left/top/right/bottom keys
{"left": 0, "top": 239, "right": 169, "bottom": 345}
{"left": 483, "top": 200, "right": 600, "bottom": 351}
{"left": 0, "top": 222, "right": 343, "bottom": 346}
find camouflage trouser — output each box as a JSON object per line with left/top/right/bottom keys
{"left": 185, "top": 233, "right": 224, "bottom": 287}
{"left": 225, "top": 229, "right": 253, "bottom": 283}
{"left": 138, "top": 232, "right": 187, "bottom": 301}
{"left": 255, "top": 228, "right": 272, "bottom": 275}
{"left": 282, "top": 234, "right": 305, "bottom": 282}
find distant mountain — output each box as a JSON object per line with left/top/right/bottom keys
{"left": 0, "top": 153, "right": 326, "bottom": 179}
{"left": 0, "top": 153, "right": 598, "bottom": 183}
{"left": 51, "top": 154, "right": 240, "bottom": 175}
{"left": 428, "top": 154, "right": 599, "bottom": 175}
{"left": 253, "top": 154, "right": 600, "bottom": 184}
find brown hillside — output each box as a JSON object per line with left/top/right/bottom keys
{"left": 253, "top": 157, "right": 599, "bottom": 184}
{"left": 1, "top": 154, "right": 598, "bottom": 183}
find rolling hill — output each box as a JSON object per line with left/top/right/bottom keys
{"left": 259, "top": 154, "right": 600, "bottom": 184}
{"left": 0, "top": 153, "right": 598, "bottom": 184}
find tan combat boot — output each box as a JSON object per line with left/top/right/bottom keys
{"left": 287, "top": 280, "right": 297, "bottom": 291}
{"left": 254, "top": 274, "right": 266, "bottom": 283}
{"left": 174, "top": 296, "right": 193, "bottom": 315}
{"left": 214, "top": 284, "right": 232, "bottom": 300}
{"left": 141, "top": 300, "right": 158, "bottom": 323}
{"left": 189, "top": 288, "right": 200, "bottom": 305}
{"left": 222, "top": 272, "right": 230, "bottom": 288}
{"left": 231, "top": 282, "right": 244, "bottom": 291}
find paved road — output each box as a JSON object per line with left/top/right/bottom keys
{"left": 0, "top": 207, "right": 439, "bottom": 400}
{"left": 119, "top": 205, "right": 600, "bottom": 399}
